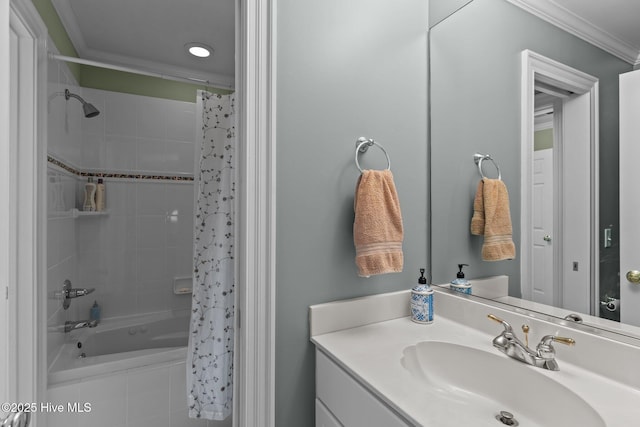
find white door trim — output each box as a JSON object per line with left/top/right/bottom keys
{"left": 0, "top": 0, "right": 11, "bottom": 416}
{"left": 551, "top": 100, "right": 563, "bottom": 307}
{"left": 235, "top": 1, "right": 276, "bottom": 426}
{"left": 5, "top": 1, "right": 279, "bottom": 426}
{"left": 7, "top": 0, "right": 48, "bottom": 423}
{"left": 520, "top": 49, "right": 599, "bottom": 313}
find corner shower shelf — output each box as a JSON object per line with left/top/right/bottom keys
{"left": 48, "top": 209, "right": 110, "bottom": 219}
{"left": 70, "top": 208, "right": 110, "bottom": 218}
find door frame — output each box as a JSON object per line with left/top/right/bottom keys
{"left": 235, "top": 1, "right": 276, "bottom": 426}
{"left": 3, "top": 2, "right": 279, "bottom": 426}
{"left": 520, "top": 49, "right": 599, "bottom": 314}
{"left": 5, "top": 0, "right": 48, "bottom": 423}
{"left": 0, "top": 0, "right": 10, "bottom": 416}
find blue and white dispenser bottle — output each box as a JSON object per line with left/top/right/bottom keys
{"left": 90, "top": 300, "right": 101, "bottom": 322}
{"left": 450, "top": 263, "right": 472, "bottom": 295}
{"left": 410, "top": 268, "right": 433, "bottom": 324}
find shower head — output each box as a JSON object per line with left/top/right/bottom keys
{"left": 82, "top": 102, "right": 100, "bottom": 118}
{"left": 64, "top": 89, "right": 100, "bottom": 118}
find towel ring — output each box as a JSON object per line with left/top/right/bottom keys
{"left": 473, "top": 153, "right": 501, "bottom": 180}
{"left": 355, "top": 137, "right": 391, "bottom": 172}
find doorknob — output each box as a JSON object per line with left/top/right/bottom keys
{"left": 543, "top": 235, "right": 552, "bottom": 242}
{"left": 626, "top": 270, "right": 640, "bottom": 284}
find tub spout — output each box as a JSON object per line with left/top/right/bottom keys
{"left": 64, "top": 319, "right": 98, "bottom": 333}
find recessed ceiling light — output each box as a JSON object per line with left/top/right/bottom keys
{"left": 185, "top": 43, "right": 213, "bottom": 58}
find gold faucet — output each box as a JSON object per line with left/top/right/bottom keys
{"left": 487, "top": 314, "right": 575, "bottom": 371}
{"left": 521, "top": 324, "right": 529, "bottom": 347}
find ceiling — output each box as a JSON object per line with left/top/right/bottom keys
{"left": 51, "top": 0, "right": 235, "bottom": 88}
{"left": 515, "top": 0, "right": 640, "bottom": 65}
{"left": 50, "top": 0, "right": 640, "bottom": 89}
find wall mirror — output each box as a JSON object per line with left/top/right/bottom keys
{"left": 429, "top": 0, "right": 640, "bottom": 343}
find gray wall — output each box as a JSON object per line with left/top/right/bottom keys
{"left": 430, "top": 0, "right": 631, "bottom": 296}
{"left": 276, "top": 0, "right": 429, "bottom": 425}
{"left": 429, "top": 0, "right": 473, "bottom": 28}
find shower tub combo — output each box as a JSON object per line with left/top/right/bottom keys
{"left": 46, "top": 310, "right": 229, "bottom": 427}
{"left": 49, "top": 310, "right": 189, "bottom": 385}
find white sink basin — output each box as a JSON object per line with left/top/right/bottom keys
{"left": 401, "top": 341, "right": 605, "bottom": 427}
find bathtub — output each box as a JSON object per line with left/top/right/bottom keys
{"left": 46, "top": 309, "right": 228, "bottom": 427}
{"left": 48, "top": 309, "right": 190, "bottom": 385}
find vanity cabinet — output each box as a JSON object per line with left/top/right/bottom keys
{"left": 315, "top": 350, "right": 412, "bottom": 427}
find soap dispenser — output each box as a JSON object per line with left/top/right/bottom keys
{"left": 410, "top": 268, "right": 433, "bottom": 324}
{"left": 90, "top": 300, "right": 101, "bottom": 322}
{"left": 450, "top": 263, "right": 472, "bottom": 295}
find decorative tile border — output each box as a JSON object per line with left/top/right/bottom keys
{"left": 47, "top": 156, "right": 80, "bottom": 176}
{"left": 47, "top": 155, "right": 194, "bottom": 182}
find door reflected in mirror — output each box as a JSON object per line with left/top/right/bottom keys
{"left": 521, "top": 50, "right": 598, "bottom": 319}
{"left": 429, "top": 0, "right": 636, "bottom": 338}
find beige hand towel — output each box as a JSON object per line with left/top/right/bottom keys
{"left": 470, "top": 179, "right": 486, "bottom": 236}
{"left": 470, "top": 178, "right": 516, "bottom": 261}
{"left": 354, "top": 170, "right": 404, "bottom": 277}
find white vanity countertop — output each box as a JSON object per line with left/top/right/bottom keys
{"left": 311, "top": 302, "right": 640, "bottom": 426}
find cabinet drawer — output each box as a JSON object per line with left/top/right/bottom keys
{"left": 316, "top": 350, "right": 410, "bottom": 427}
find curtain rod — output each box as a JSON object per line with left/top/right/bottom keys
{"left": 49, "top": 53, "right": 234, "bottom": 90}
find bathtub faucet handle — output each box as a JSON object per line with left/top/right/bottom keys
{"left": 66, "top": 287, "right": 95, "bottom": 298}
{"left": 56, "top": 280, "right": 95, "bottom": 310}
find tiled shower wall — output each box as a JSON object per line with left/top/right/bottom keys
{"left": 46, "top": 169, "right": 78, "bottom": 367}
{"left": 79, "top": 87, "right": 196, "bottom": 175}
{"left": 47, "top": 57, "right": 197, "bottom": 367}
{"left": 73, "top": 178, "right": 195, "bottom": 319}
{"left": 66, "top": 87, "right": 196, "bottom": 320}
{"left": 47, "top": 57, "right": 82, "bottom": 367}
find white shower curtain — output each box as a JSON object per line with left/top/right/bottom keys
{"left": 187, "top": 91, "right": 236, "bottom": 420}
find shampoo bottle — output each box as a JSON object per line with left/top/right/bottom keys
{"left": 410, "top": 268, "right": 434, "bottom": 324}
{"left": 90, "top": 300, "right": 101, "bottom": 322}
{"left": 83, "top": 177, "right": 97, "bottom": 212}
{"left": 450, "top": 263, "right": 472, "bottom": 295}
{"left": 95, "top": 178, "right": 106, "bottom": 212}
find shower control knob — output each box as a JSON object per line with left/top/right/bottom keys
{"left": 626, "top": 270, "right": 640, "bottom": 284}
{"left": 55, "top": 280, "right": 96, "bottom": 310}
{"left": 64, "top": 287, "right": 96, "bottom": 298}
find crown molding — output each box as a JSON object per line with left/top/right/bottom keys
{"left": 507, "top": 0, "right": 640, "bottom": 66}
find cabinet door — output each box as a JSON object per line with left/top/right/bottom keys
{"left": 316, "top": 350, "right": 411, "bottom": 427}
{"left": 316, "top": 398, "right": 343, "bottom": 427}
